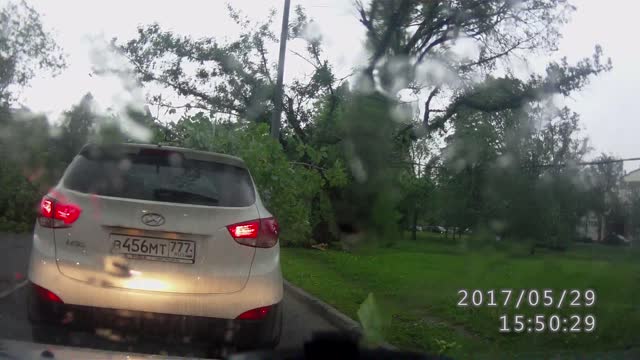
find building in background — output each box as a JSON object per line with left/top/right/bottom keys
{"left": 577, "top": 167, "right": 640, "bottom": 243}
{"left": 620, "top": 168, "right": 640, "bottom": 242}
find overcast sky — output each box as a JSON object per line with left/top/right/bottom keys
{"left": 14, "top": 0, "right": 640, "bottom": 170}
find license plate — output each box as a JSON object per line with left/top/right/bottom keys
{"left": 110, "top": 234, "right": 196, "bottom": 264}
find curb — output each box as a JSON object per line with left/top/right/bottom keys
{"left": 0, "top": 279, "right": 28, "bottom": 298}
{"left": 283, "top": 280, "right": 396, "bottom": 350}
{"left": 284, "top": 280, "right": 362, "bottom": 337}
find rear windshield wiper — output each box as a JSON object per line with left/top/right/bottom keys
{"left": 153, "top": 188, "right": 220, "bottom": 205}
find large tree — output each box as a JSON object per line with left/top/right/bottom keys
{"left": 355, "top": 0, "right": 611, "bottom": 134}
{"left": 0, "top": 0, "right": 65, "bottom": 108}
{"left": 109, "top": 5, "right": 342, "bottom": 147}
{"left": 56, "top": 93, "right": 97, "bottom": 163}
{"left": 110, "top": 2, "right": 613, "bottom": 245}
{"left": 0, "top": 0, "right": 66, "bottom": 232}
{"left": 347, "top": 0, "right": 611, "bottom": 245}
{"left": 433, "top": 101, "right": 590, "bottom": 247}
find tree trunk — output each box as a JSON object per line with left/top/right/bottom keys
{"left": 598, "top": 213, "right": 605, "bottom": 241}
{"left": 411, "top": 202, "right": 418, "bottom": 241}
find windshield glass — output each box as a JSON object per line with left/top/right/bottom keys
{"left": 64, "top": 150, "right": 255, "bottom": 207}
{"left": 0, "top": 0, "right": 638, "bottom": 359}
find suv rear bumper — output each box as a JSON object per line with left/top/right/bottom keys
{"left": 29, "top": 285, "right": 282, "bottom": 348}
{"left": 28, "top": 231, "right": 283, "bottom": 320}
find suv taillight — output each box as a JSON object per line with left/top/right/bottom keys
{"left": 227, "top": 217, "right": 279, "bottom": 248}
{"left": 32, "top": 284, "right": 63, "bottom": 303}
{"left": 235, "top": 305, "right": 272, "bottom": 320}
{"left": 38, "top": 195, "right": 82, "bottom": 228}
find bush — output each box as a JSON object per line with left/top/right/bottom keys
{"left": 230, "top": 125, "right": 328, "bottom": 247}
{"left": 0, "top": 162, "right": 40, "bottom": 233}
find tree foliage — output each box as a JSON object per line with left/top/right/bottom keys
{"left": 0, "top": 0, "right": 65, "bottom": 107}
{"left": 113, "top": 5, "right": 340, "bottom": 141}
{"left": 1, "top": 1, "right": 630, "bottom": 251}
{"left": 148, "top": 114, "right": 346, "bottom": 246}
{"left": 107, "top": 6, "right": 357, "bottom": 245}
{"left": 0, "top": 111, "right": 54, "bottom": 232}
{"left": 431, "top": 103, "right": 592, "bottom": 247}
{"left": 0, "top": 1, "right": 66, "bottom": 231}
{"left": 355, "top": 0, "right": 611, "bottom": 133}
{"left": 110, "top": 2, "right": 617, "bottom": 247}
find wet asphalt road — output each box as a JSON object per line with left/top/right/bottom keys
{"left": 0, "top": 233, "right": 336, "bottom": 358}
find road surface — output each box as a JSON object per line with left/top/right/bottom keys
{"left": 0, "top": 233, "right": 336, "bottom": 358}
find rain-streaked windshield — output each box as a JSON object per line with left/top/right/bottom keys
{"left": 0, "top": 0, "right": 638, "bottom": 359}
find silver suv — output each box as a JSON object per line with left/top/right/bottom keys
{"left": 27, "top": 143, "right": 283, "bottom": 349}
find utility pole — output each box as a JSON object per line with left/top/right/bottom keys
{"left": 271, "top": 0, "right": 291, "bottom": 139}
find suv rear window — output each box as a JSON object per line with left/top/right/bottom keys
{"left": 63, "top": 148, "right": 255, "bottom": 207}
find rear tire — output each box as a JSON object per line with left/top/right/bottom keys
{"left": 31, "top": 324, "right": 71, "bottom": 345}
{"left": 268, "top": 309, "right": 283, "bottom": 348}
{"left": 27, "top": 284, "right": 47, "bottom": 323}
{"left": 245, "top": 305, "right": 283, "bottom": 350}
{"left": 221, "top": 305, "right": 283, "bottom": 354}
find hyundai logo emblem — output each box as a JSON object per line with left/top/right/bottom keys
{"left": 141, "top": 213, "right": 165, "bottom": 226}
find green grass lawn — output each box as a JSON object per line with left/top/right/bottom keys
{"left": 281, "top": 234, "right": 640, "bottom": 358}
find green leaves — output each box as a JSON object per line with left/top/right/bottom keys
{"left": 0, "top": 0, "right": 66, "bottom": 106}
{"left": 189, "top": 122, "right": 328, "bottom": 246}
{"left": 119, "top": 19, "right": 273, "bottom": 121}
{"left": 332, "top": 93, "right": 406, "bottom": 242}
{"left": 325, "top": 159, "right": 348, "bottom": 187}
{"left": 159, "top": 117, "right": 350, "bottom": 247}
{"left": 0, "top": 111, "right": 57, "bottom": 232}
{"left": 434, "top": 105, "right": 591, "bottom": 244}
{"left": 356, "top": 0, "right": 610, "bottom": 139}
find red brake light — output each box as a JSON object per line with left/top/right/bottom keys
{"left": 236, "top": 305, "right": 271, "bottom": 320}
{"left": 33, "top": 284, "right": 63, "bottom": 303}
{"left": 54, "top": 202, "right": 82, "bottom": 224}
{"left": 228, "top": 221, "right": 260, "bottom": 239}
{"left": 227, "top": 217, "right": 279, "bottom": 248}
{"left": 38, "top": 195, "right": 82, "bottom": 228}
